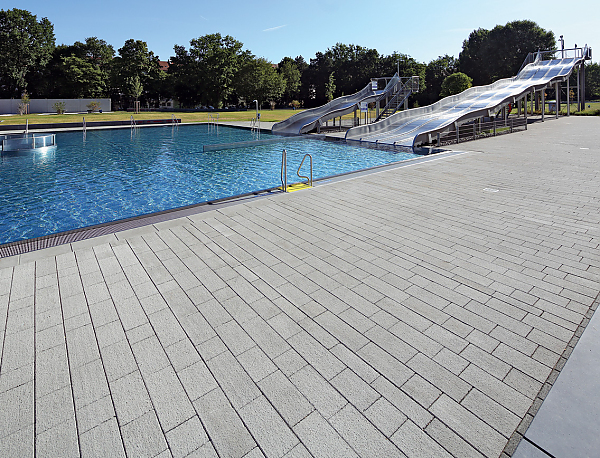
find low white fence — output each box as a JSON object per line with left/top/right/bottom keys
{"left": 0, "top": 98, "right": 111, "bottom": 114}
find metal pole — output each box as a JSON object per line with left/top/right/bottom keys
{"left": 555, "top": 82, "right": 560, "bottom": 117}
{"left": 567, "top": 73, "right": 571, "bottom": 116}
{"left": 577, "top": 66, "right": 580, "bottom": 111}
{"left": 581, "top": 60, "right": 585, "bottom": 111}
{"left": 541, "top": 88, "right": 545, "bottom": 122}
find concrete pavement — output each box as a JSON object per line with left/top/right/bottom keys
{"left": 0, "top": 116, "right": 599, "bottom": 458}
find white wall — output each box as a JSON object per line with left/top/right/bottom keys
{"left": 0, "top": 98, "right": 111, "bottom": 114}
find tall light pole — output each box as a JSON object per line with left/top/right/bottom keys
{"left": 253, "top": 99, "right": 259, "bottom": 119}
{"left": 559, "top": 35, "right": 564, "bottom": 58}
{"left": 396, "top": 60, "right": 399, "bottom": 76}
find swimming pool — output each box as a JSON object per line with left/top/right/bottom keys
{"left": 0, "top": 124, "right": 421, "bottom": 245}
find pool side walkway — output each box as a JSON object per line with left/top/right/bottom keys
{"left": 0, "top": 117, "right": 599, "bottom": 458}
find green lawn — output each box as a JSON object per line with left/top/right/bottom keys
{"left": 0, "top": 109, "right": 305, "bottom": 126}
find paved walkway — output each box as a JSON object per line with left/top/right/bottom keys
{"left": 0, "top": 117, "right": 598, "bottom": 458}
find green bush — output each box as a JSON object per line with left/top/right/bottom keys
{"left": 53, "top": 101, "right": 66, "bottom": 115}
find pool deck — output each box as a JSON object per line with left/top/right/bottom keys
{"left": 0, "top": 116, "right": 599, "bottom": 458}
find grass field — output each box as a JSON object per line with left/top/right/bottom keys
{"left": 0, "top": 109, "right": 305, "bottom": 126}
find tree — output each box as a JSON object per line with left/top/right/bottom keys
{"left": 459, "top": 20, "right": 555, "bottom": 86}
{"left": 440, "top": 72, "right": 473, "bottom": 97}
{"left": 423, "top": 55, "right": 459, "bottom": 104}
{"left": 585, "top": 62, "right": 600, "bottom": 100}
{"left": 61, "top": 56, "right": 105, "bottom": 97}
{"left": 110, "top": 39, "right": 161, "bottom": 108}
{"left": 31, "top": 37, "right": 114, "bottom": 98}
{"left": 379, "top": 52, "right": 426, "bottom": 93}
{"left": 236, "top": 57, "right": 285, "bottom": 107}
{"left": 169, "top": 44, "right": 201, "bottom": 108}
{"left": 278, "top": 57, "right": 301, "bottom": 104}
{"left": 188, "top": 33, "right": 245, "bottom": 108}
{"left": 0, "top": 8, "right": 55, "bottom": 97}
{"left": 325, "top": 72, "right": 336, "bottom": 102}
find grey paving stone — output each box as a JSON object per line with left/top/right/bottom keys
{"left": 331, "top": 404, "right": 404, "bottom": 457}
{"left": 461, "top": 388, "right": 521, "bottom": 438}
{"left": 35, "top": 384, "right": 75, "bottom": 434}
{"left": 80, "top": 417, "right": 126, "bottom": 458}
{"left": 193, "top": 388, "right": 256, "bottom": 458}
{"left": 76, "top": 394, "right": 116, "bottom": 434}
{"left": 431, "top": 394, "right": 507, "bottom": 458}
{"left": 364, "top": 325, "right": 418, "bottom": 364}
{"left": 239, "top": 395, "right": 299, "bottom": 458}
{"left": 433, "top": 347, "right": 469, "bottom": 376}
{"left": 111, "top": 370, "right": 153, "bottom": 426}
{"left": 1, "top": 326, "right": 34, "bottom": 373}
{"left": 121, "top": 410, "right": 169, "bottom": 458}
{"left": 314, "top": 311, "right": 369, "bottom": 352}
{"left": 358, "top": 342, "right": 413, "bottom": 387}
{"left": 196, "top": 335, "right": 228, "bottom": 361}
{"left": 0, "top": 363, "right": 33, "bottom": 395}
{"left": 290, "top": 365, "right": 347, "bottom": 419}
{"left": 221, "top": 295, "right": 260, "bottom": 324}
{"left": 493, "top": 343, "right": 552, "bottom": 383}
{"left": 401, "top": 373, "right": 442, "bottom": 409}
{"left": 215, "top": 320, "right": 256, "bottom": 356}
{"left": 258, "top": 370, "right": 314, "bottom": 427}
{"left": 273, "top": 349, "right": 307, "bottom": 377}
{"left": 101, "top": 338, "right": 138, "bottom": 382}
{"left": 425, "top": 418, "right": 485, "bottom": 458}
{"left": 371, "top": 376, "right": 433, "bottom": 428}
{"left": 0, "top": 424, "right": 34, "bottom": 458}
{"left": 149, "top": 308, "right": 188, "bottom": 348}
{"left": 207, "top": 350, "right": 260, "bottom": 409}
{"left": 503, "top": 368, "right": 543, "bottom": 400}
{"left": 363, "top": 396, "right": 406, "bottom": 437}
{"left": 282, "top": 443, "right": 312, "bottom": 458}
{"left": 460, "top": 344, "right": 511, "bottom": 380}
{"left": 145, "top": 365, "right": 196, "bottom": 432}
{"left": 287, "top": 330, "right": 345, "bottom": 381}
{"left": 131, "top": 335, "right": 171, "bottom": 377}
{"left": 237, "top": 345, "right": 278, "bottom": 382}
{"left": 294, "top": 411, "right": 358, "bottom": 458}
{"left": 178, "top": 360, "right": 218, "bottom": 402}
{"left": 331, "top": 368, "right": 379, "bottom": 412}
{"left": 0, "top": 381, "right": 33, "bottom": 439}
{"left": 35, "top": 417, "right": 79, "bottom": 458}
{"left": 407, "top": 353, "right": 471, "bottom": 402}
{"left": 391, "top": 419, "right": 452, "bottom": 458}
{"left": 165, "top": 415, "right": 209, "bottom": 458}
{"left": 165, "top": 338, "right": 202, "bottom": 372}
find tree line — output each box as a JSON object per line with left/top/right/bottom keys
{"left": 1, "top": 8, "right": 598, "bottom": 111}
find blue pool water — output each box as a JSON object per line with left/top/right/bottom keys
{"left": 0, "top": 125, "right": 420, "bottom": 244}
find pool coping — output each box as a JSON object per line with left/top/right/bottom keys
{"left": 0, "top": 147, "right": 467, "bottom": 261}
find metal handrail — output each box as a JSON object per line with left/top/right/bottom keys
{"left": 130, "top": 115, "right": 136, "bottom": 128}
{"left": 297, "top": 154, "right": 313, "bottom": 187}
{"left": 375, "top": 76, "right": 419, "bottom": 121}
{"left": 281, "top": 149, "right": 287, "bottom": 192}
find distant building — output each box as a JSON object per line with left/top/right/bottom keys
{"left": 158, "top": 60, "right": 170, "bottom": 72}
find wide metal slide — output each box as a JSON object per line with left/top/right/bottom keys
{"left": 346, "top": 46, "right": 592, "bottom": 147}
{"left": 272, "top": 74, "right": 404, "bottom": 135}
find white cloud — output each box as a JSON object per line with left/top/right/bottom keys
{"left": 262, "top": 25, "right": 287, "bottom": 32}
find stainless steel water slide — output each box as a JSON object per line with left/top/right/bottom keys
{"left": 272, "top": 75, "right": 401, "bottom": 135}
{"left": 346, "top": 46, "right": 592, "bottom": 147}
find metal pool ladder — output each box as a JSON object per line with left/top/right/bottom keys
{"left": 280, "top": 149, "right": 313, "bottom": 192}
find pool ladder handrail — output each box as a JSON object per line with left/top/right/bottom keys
{"left": 130, "top": 115, "right": 137, "bottom": 129}
{"left": 280, "top": 149, "right": 313, "bottom": 192}
{"left": 171, "top": 114, "right": 178, "bottom": 127}
{"left": 251, "top": 117, "right": 261, "bottom": 133}
{"left": 208, "top": 113, "right": 219, "bottom": 132}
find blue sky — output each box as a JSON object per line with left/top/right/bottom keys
{"left": 5, "top": 0, "right": 598, "bottom": 64}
